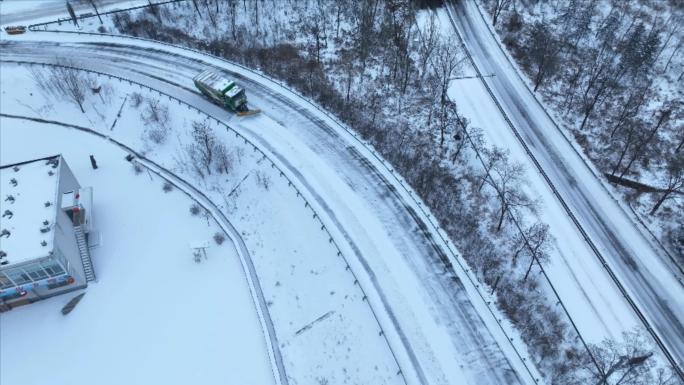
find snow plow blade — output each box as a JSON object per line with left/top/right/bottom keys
{"left": 237, "top": 109, "right": 261, "bottom": 117}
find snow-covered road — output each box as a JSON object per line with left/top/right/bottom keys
{"left": 1, "top": 35, "right": 541, "bottom": 385}
{"left": 447, "top": 0, "right": 684, "bottom": 373}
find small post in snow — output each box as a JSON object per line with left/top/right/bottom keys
{"left": 190, "top": 241, "right": 210, "bottom": 264}
{"left": 89, "top": 155, "right": 98, "bottom": 170}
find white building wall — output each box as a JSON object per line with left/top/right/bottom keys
{"left": 54, "top": 158, "right": 86, "bottom": 285}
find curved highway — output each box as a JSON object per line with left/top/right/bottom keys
{"left": 1, "top": 35, "right": 540, "bottom": 385}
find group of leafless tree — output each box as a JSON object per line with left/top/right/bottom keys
{"left": 30, "top": 61, "right": 89, "bottom": 113}
{"left": 139, "top": 96, "right": 171, "bottom": 144}
{"left": 483, "top": 0, "right": 684, "bottom": 259}
{"left": 186, "top": 120, "right": 233, "bottom": 178}
{"left": 96, "top": 0, "right": 681, "bottom": 382}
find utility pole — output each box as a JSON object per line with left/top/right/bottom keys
{"left": 66, "top": 1, "right": 78, "bottom": 27}
{"left": 88, "top": 0, "right": 103, "bottom": 24}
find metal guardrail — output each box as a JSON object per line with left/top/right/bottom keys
{"left": 445, "top": 1, "right": 684, "bottom": 380}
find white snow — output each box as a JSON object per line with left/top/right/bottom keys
{"left": 194, "top": 69, "right": 233, "bottom": 95}
{"left": 0, "top": 118, "right": 276, "bottom": 385}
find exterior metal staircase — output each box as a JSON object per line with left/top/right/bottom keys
{"left": 74, "top": 225, "right": 96, "bottom": 282}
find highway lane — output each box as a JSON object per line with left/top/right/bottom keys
{"left": 448, "top": 0, "right": 684, "bottom": 373}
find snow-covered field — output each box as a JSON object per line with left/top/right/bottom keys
{"left": 0, "top": 117, "right": 275, "bottom": 385}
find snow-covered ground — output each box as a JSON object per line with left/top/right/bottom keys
{"left": 0, "top": 62, "right": 409, "bottom": 385}
{"left": 446, "top": 0, "right": 684, "bottom": 372}
{"left": 0, "top": 117, "right": 275, "bottom": 385}
{"left": 0, "top": 31, "right": 545, "bottom": 383}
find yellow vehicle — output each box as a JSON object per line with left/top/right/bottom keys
{"left": 4, "top": 26, "right": 27, "bottom": 35}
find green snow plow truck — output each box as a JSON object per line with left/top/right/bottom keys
{"left": 193, "top": 70, "right": 260, "bottom": 117}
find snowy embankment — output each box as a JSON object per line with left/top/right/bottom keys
{"left": 0, "top": 31, "right": 546, "bottom": 383}
{"left": 0, "top": 62, "right": 407, "bottom": 385}
{"left": 0, "top": 117, "right": 274, "bottom": 385}
{"left": 445, "top": 0, "right": 684, "bottom": 374}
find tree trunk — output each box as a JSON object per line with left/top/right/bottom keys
{"left": 650, "top": 190, "right": 672, "bottom": 215}
{"left": 497, "top": 203, "right": 507, "bottom": 231}
{"left": 675, "top": 134, "right": 684, "bottom": 153}
{"left": 620, "top": 108, "right": 671, "bottom": 178}
{"left": 612, "top": 127, "right": 634, "bottom": 176}
{"left": 452, "top": 138, "right": 467, "bottom": 163}
{"left": 192, "top": 0, "right": 201, "bottom": 17}
{"left": 523, "top": 254, "right": 535, "bottom": 281}
{"left": 533, "top": 65, "right": 544, "bottom": 92}
{"left": 89, "top": 0, "right": 103, "bottom": 24}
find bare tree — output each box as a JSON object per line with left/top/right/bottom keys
{"left": 229, "top": 0, "right": 237, "bottom": 40}
{"left": 608, "top": 82, "right": 651, "bottom": 140}
{"left": 650, "top": 154, "right": 684, "bottom": 215}
{"left": 188, "top": 121, "right": 216, "bottom": 177}
{"left": 432, "top": 38, "right": 464, "bottom": 110}
{"left": 306, "top": 13, "right": 324, "bottom": 65}
{"left": 490, "top": 0, "right": 512, "bottom": 26}
{"left": 478, "top": 146, "right": 506, "bottom": 191}
{"left": 417, "top": 11, "right": 439, "bottom": 80}
{"left": 214, "top": 142, "right": 233, "bottom": 174}
{"left": 191, "top": 0, "right": 202, "bottom": 18}
{"left": 675, "top": 130, "right": 684, "bottom": 154}
{"left": 353, "top": 0, "right": 379, "bottom": 77}
{"left": 528, "top": 20, "right": 561, "bottom": 91}
{"left": 437, "top": 100, "right": 461, "bottom": 152}
{"left": 38, "top": 62, "right": 88, "bottom": 113}
{"left": 141, "top": 98, "right": 169, "bottom": 127}
{"left": 619, "top": 106, "right": 672, "bottom": 178}
{"left": 519, "top": 223, "right": 550, "bottom": 281}
{"left": 187, "top": 120, "right": 234, "bottom": 177}
{"left": 587, "top": 329, "right": 656, "bottom": 385}
{"left": 146, "top": 0, "right": 162, "bottom": 23}
{"left": 483, "top": 152, "right": 533, "bottom": 231}
{"left": 202, "top": 0, "right": 217, "bottom": 29}
{"left": 451, "top": 115, "right": 477, "bottom": 163}
{"left": 141, "top": 98, "right": 170, "bottom": 144}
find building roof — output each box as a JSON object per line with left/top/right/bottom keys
{"left": 194, "top": 69, "right": 243, "bottom": 98}
{"left": 0, "top": 155, "right": 61, "bottom": 267}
